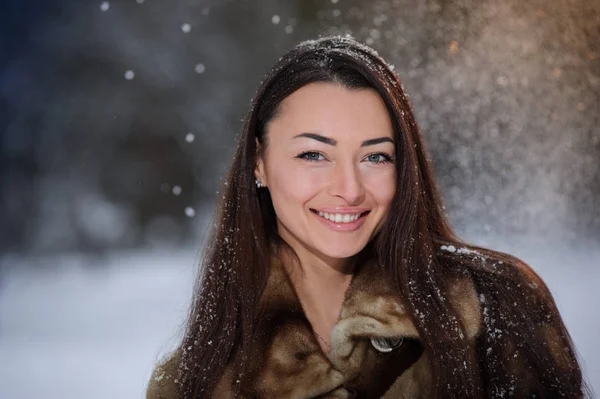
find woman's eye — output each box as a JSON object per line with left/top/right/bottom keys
{"left": 297, "top": 151, "right": 325, "bottom": 162}
{"left": 365, "top": 153, "right": 393, "bottom": 164}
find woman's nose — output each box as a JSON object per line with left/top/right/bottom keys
{"left": 329, "top": 162, "right": 365, "bottom": 205}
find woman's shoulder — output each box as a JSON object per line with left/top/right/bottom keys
{"left": 440, "top": 242, "right": 583, "bottom": 394}
{"left": 439, "top": 243, "right": 563, "bottom": 327}
{"left": 146, "top": 350, "right": 182, "bottom": 399}
{"left": 439, "top": 243, "right": 546, "bottom": 291}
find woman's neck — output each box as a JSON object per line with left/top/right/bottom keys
{"left": 279, "top": 245, "right": 356, "bottom": 352}
{"left": 279, "top": 243, "right": 356, "bottom": 286}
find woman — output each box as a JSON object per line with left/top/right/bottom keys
{"left": 147, "top": 36, "right": 587, "bottom": 398}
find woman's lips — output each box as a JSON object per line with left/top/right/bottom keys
{"left": 310, "top": 209, "right": 370, "bottom": 232}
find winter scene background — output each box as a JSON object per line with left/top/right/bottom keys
{"left": 0, "top": 0, "right": 598, "bottom": 398}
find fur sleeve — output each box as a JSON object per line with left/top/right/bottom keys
{"left": 473, "top": 256, "right": 584, "bottom": 397}
{"left": 146, "top": 351, "right": 181, "bottom": 399}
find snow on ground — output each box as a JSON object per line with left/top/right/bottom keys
{"left": 0, "top": 239, "right": 598, "bottom": 398}
{"left": 0, "top": 250, "right": 198, "bottom": 399}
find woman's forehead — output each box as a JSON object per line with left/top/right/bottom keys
{"left": 269, "top": 82, "right": 394, "bottom": 141}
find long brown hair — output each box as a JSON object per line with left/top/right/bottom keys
{"left": 175, "top": 36, "right": 586, "bottom": 398}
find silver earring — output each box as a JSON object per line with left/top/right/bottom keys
{"left": 255, "top": 178, "right": 263, "bottom": 188}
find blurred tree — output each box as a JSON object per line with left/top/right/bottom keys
{"left": 0, "top": 0, "right": 597, "bottom": 254}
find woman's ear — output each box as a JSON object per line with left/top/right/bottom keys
{"left": 255, "top": 139, "right": 268, "bottom": 187}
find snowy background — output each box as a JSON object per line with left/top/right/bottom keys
{"left": 1, "top": 0, "right": 598, "bottom": 398}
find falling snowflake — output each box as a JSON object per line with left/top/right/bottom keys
{"left": 194, "top": 63, "right": 206, "bottom": 74}
{"left": 272, "top": 15, "right": 280, "bottom": 24}
{"left": 185, "top": 133, "right": 195, "bottom": 143}
{"left": 100, "top": 1, "right": 110, "bottom": 12}
{"left": 124, "top": 70, "right": 135, "bottom": 80}
{"left": 201, "top": 7, "right": 210, "bottom": 16}
{"left": 172, "top": 185, "right": 182, "bottom": 196}
{"left": 181, "top": 23, "right": 191, "bottom": 33}
{"left": 185, "top": 207, "right": 196, "bottom": 218}
{"left": 496, "top": 76, "right": 509, "bottom": 86}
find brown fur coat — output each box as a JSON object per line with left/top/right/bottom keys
{"left": 146, "top": 257, "right": 482, "bottom": 398}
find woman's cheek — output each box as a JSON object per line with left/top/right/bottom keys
{"left": 364, "top": 169, "right": 397, "bottom": 203}
{"left": 270, "top": 163, "right": 326, "bottom": 199}
{"left": 290, "top": 169, "right": 327, "bottom": 198}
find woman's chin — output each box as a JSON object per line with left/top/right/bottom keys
{"left": 315, "top": 243, "right": 367, "bottom": 262}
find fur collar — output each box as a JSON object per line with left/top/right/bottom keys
{"left": 147, "top": 256, "right": 482, "bottom": 398}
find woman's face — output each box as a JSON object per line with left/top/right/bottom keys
{"left": 256, "top": 82, "right": 397, "bottom": 264}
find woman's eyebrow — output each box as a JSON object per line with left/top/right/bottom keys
{"left": 361, "top": 137, "right": 394, "bottom": 147}
{"left": 293, "top": 132, "right": 394, "bottom": 147}
{"left": 294, "top": 132, "right": 336, "bottom": 145}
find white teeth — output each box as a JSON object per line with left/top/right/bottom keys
{"left": 316, "top": 211, "right": 363, "bottom": 223}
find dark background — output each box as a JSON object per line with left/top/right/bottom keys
{"left": 1, "top": 0, "right": 598, "bottom": 255}
{"left": 0, "top": 1, "right": 598, "bottom": 397}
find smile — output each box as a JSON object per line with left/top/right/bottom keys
{"left": 317, "top": 211, "right": 361, "bottom": 223}
{"left": 310, "top": 209, "right": 371, "bottom": 231}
